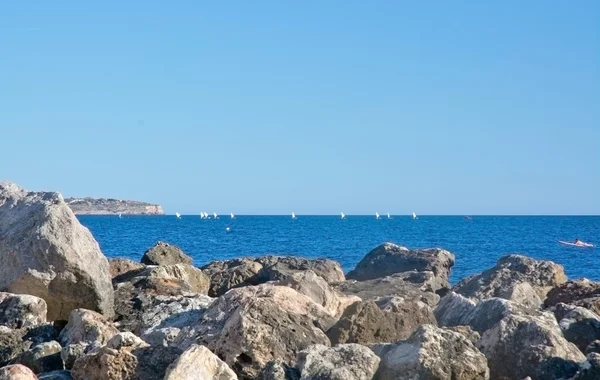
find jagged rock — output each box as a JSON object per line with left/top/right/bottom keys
{"left": 453, "top": 254, "right": 566, "bottom": 304}
{"left": 297, "top": 344, "right": 380, "bottom": 380}
{"left": 1, "top": 324, "right": 62, "bottom": 367}
{"left": 327, "top": 300, "right": 436, "bottom": 345}
{"left": 347, "top": 243, "right": 454, "bottom": 290}
{"left": 58, "top": 309, "right": 118, "bottom": 347}
{"left": 545, "top": 279, "right": 600, "bottom": 315}
{"left": 276, "top": 270, "right": 359, "bottom": 318}
{"left": 71, "top": 334, "right": 181, "bottom": 380}
{"left": 163, "top": 344, "right": 238, "bottom": 380}
{"left": 371, "top": 325, "right": 489, "bottom": 380}
{"left": 477, "top": 311, "right": 585, "bottom": 379}
{"left": 0, "top": 182, "right": 114, "bottom": 321}
{"left": 257, "top": 360, "right": 300, "bottom": 380}
{"left": 497, "top": 281, "right": 543, "bottom": 310}
{"left": 37, "top": 371, "right": 72, "bottom": 380}
{"left": 61, "top": 343, "right": 96, "bottom": 370}
{"left": 555, "top": 304, "right": 600, "bottom": 353}
{"left": 256, "top": 256, "right": 345, "bottom": 284}
{"left": 446, "top": 326, "right": 481, "bottom": 345}
{"left": 0, "top": 293, "right": 47, "bottom": 329}
{"left": 12, "top": 341, "right": 63, "bottom": 374}
{"left": 141, "top": 242, "right": 192, "bottom": 266}
{"left": 573, "top": 353, "right": 600, "bottom": 379}
{"left": 0, "top": 365, "right": 37, "bottom": 380}
{"left": 137, "top": 264, "right": 209, "bottom": 294}
{"left": 108, "top": 259, "right": 145, "bottom": 282}
{"left": 175, "top": 284, "right": 334, "bottom": 379}
{"left": 586, "top": 340, "right": 600, "bottom": 355}
{"left": 435, "top": 292, "right": 477, "bottom": 327}
{"left": 334, "top": 272, "right": 440, "bottom": 306}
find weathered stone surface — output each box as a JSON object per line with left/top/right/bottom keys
{"left": 347, "top": 243, "right": 454, "bottom": 289}
{"left": 478, "top": 311, "right": 585, "bottom": 380}
{"left": 276, "top": 270, "right": 359, "bottom": 318}
{"left": 108, "top": 259, "right": 145, "bottom": 282}
{"left": 0, "top": 365, "right": 37, "bottom": 380}
{"left": 257, "top": 360, "right": 300, "bottom": 380}
{"left": 138, "top": 264, "right": 209, "bottom": 294}
{"left": 256, "top": 256, "right": 345, "bottom": 284}
{"left": 497, "top": 281, "right": 542, "bottom": 310}
{"left": 37, "top": 371, "right": 72, "bottom": 380}
{"left": 453, "top": 254, "right": 566, "bottom": 304}
{"left": 163, "top": 344, "right": 238, "bottom": 380}
{"left": 0, "top": 182, "right": 114, "bottom": 320}
{"left": 1, "top": 324, "right": 62, "bottom": 367}
{"left": 297, "top": 344, "right": 380, "bottom": 380}
{"left": 573, "top": 352, "right": 600, "bottom": 379}
{"left": 61, "top": 343, "right": 97, "bottom": 370}
{"left": 555, "top": 304, "right": 600, "bottom": 353}
{"left": 12, "top": 341, "right": 63, "bottom": 374}
{"left": 446, "top": 326, "right": 481, "bottom": 345}
{"left": 545, "top": 279, "right": 600, "bottom": 315}
{"left": 435, "top": 292, "right": 477, "bottom": 327}
{"left": 334, "top": 272, "right": 440, "bottom": 306}
{"left": 372, "top": 325, "right": 489, "bottom": 380}
{"left": 328, "top": 300, "right": 436, "bottom": 345}
{"left": 176, "top": 284, "right": 334, "bottom": 379}
{"left": 586, "top": 340, "right": 600, "bottom": 355}
{"left": 0, "top": 293, "right": 47, "bottom": 329}
{"left": 58, "top": 309, "right": 118, "bottom": 347}
{"left": 141, "top": 242, "right": 192, "bottom": 266}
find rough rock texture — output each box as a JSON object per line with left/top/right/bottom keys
{"left": 347, "top": 243, "right": 454, "bottom": 288}
{"left": 555, "top": 304, "right": 600, "bottom": 353}
{"left": 257, "top": 360, "right": 300, "bottom": 380}
{"left": 586, "top": 340, "right": 600, "bottom": 355}
{"left": 446, "top": 326, "right": 481, "bottom": 345}
{"left": 0, "top": 182, "right": 114, "bottom": 320}
{"left": 334, "top": 271, "right": 440, "bottom": 306}
{"left": 371, "top": 325, "right": 489, "bottom": 380}
{"left": 573, "top": 353, "right": 600, "bottom": 379}
{"left": 163, "top": 344, "right": 238, "bottom": 380}
{"left": 435, "top": 292, "right": 477, "bottom": 327}
{"left": 477, "top": 311, "right": 585, "bottom": 380}
{"left": 37, "top": 371, "right": 72, "bottom": 380}
{"left": 0, "top": 293, "right": 47, "bottom": 329}
{"left": 65, "top": 197, "right": 163, "bottom": 215}
{"left": 297, "top": 344, "right": 380, "bottom": 380}
{"left": 1, "top": 323, "right": 62, "bottom": 367}
{"left": 137, "top": 264, "right": 209, "bottom": 294}
{"left": 327, "top": 301, "right": 436, "bottom": 345}
{"left": 201, "top": 256, "right": 345, "bottom": 297}
{"left": 108, "top": 259, "right": 145, "bottom": 282}
{"left": 12, "top": 341, "right": 63, "bottom": 374}
{"left": 58, "top": 309, "right": 118, "bottom": 348}
{"left": 61, "top": 343, "right": 97, "bottom": 370}
{"left": 276, "top": 270, "right": 360, "bottom": 318}
{"left": 176, "top": 284, "right": 334, "bottom": 379}
{"left": 71, "top": 333, "right": 182, "bottom": 380}
{"left": 453, "top": 254, "right": 566, "bottom": 304}
{"left": 0, "top": 365, "right": 37, "bottom": 380}
{"left": 141, "top": 242, "right": 192, "bottom": 266}
{"left": 545, "top": 279, "right": 600, "bottom": 315}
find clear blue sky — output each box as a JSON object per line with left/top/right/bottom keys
{"left": 1, "top": 1, "right": 598, "bottom": 215}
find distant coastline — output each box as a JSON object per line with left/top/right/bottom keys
{"left": 65, "top": 197, "right": 164, "bottom": 215}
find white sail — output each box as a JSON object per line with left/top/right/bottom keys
{"left": 412, "top": 212, "right": 417, "bottom": 219}
{"left": 292, "top": 212, "right": 296, "bottom": 219}
{"left": 387, "top": 212, "right": 391, "bottom": 219}
{"left": 176, "top": 212, "right": 181, "bottom": 219}
{"left": 375, "top": 212, "right": 380, "bottom": 219}
{"left": 341, "top": 212, "right": 346, "bottom": 219}
{"left": 213, "top": 212, "right": 218, "bottom": 219}
{"left": 230, "top": 212, "right": 235, "bottom": 219}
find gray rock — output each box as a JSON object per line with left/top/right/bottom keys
{"left": 163, "top": 344, "right": 238, "bottom": 380}
{"left": 141, "top": 242, "right": 192, "bottom": 266}
{"left": 334, "top": 272, "right": 440, "bottom": 307}
{"left": 58, "top": 309, "right": 118, "bottom": 347}
{"left": 586, "top": 340, "right": 600, "bottom": 355}
{"left": 556, "top": 305, "right": 600, "bottom": 353}
{"left": 0, "top": 181, "right": 114, "bottom": 320}
{"left": 328, "top": 300, "right": 436, "bottom": 345}
{"left": 445, "top": 326, "right": 481, "bottom": 345}
{"left": 371, "top": 325, "right": 489, "bottom": 380}
{"left": 37, "top": 371, "right": 73, "bottom": 380}
{"left": 0, "top": 364, "right": 37, "bottom": 380}
{"left": 347, "top": 243, "right": 455, "bottom": 290}
{"left": 0, "top": 293, "right": 47, "bottom": 329}
{"left": 257, "top": 360, "right": 300, "bottom": 380}
{"left": 434, "top": 292, "right": 477, "bottom": 327}
{"left": 453, "top": 254, "right": 566, "bottom": 304}
{"left": 256, "top": 256, "right": 345, "bottom": 284}
{"left": 175, "top": 284, "right": 334, "bottom": 379}
{"left": 12, "top": 341, "right": 63, "bottom": 374}
{"left": 0, "top": 323, "right": 62, "bottom": 367}
{"left": 297, "top": 344, "right": 380, "bottom": 380}
{"left": 108, "top": 258, "right": 145, "bottom": 283}
{"left": 478, "top": 311, "right": 585, "bottom": 380}
{"left": 573, "top": 353, "right": 600, "bottom": 379}
{"left": 61, "top": 343, "right": 93, "bottom": 370}
{"left": 137, "top": 264, "right": 210, "bottom": 294}
{"left": 545, "top": 278, "right": 600, "bottom": 315}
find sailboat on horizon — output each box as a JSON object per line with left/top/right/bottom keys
{"left": 412, "top": 212, "right": 418, "bottom": 220}
{"left": 341, "top": 212, "right": 346, "bottom": 219}
{"left": 375, "top": 212, "right": 380, "bottom": 219}
{"left": 175, "top": 212, "right": 181, "bottom": 219}
{"left": 292, "top": 212, "right": 297, "bottom": 219}
{"left": 230, "top": 212, "right": 235, "bottom": 219}
{"left": 387, "top": 212, "right": 391, "bottom": 219}
{"left": 213, "top": 212, "right": 219, "bottom": 219}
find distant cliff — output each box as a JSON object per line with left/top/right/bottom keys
{"left": 65, "top": 197, "right": 164, "bottom": 215}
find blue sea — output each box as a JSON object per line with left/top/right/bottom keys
{"left": 78, "top": 215, "right": 600, "bottom": 284}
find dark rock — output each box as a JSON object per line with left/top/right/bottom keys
{"left": 586, "top": 340, "right": 600, "bottom": 355}
{"left": 140, "top": 242, "right": 192, "bottom": 266}
{"left": 556, "top": 305, "right": 600, "bottom": 353}
{"left": 535, "top": 357, "right": 581, "bottom": 380}
{"left": 347, "top": 243, "right": 454, "bottom": 290}
{"left": 256, "top": 256, "right": 345, "bottom": 284}
{"left": 573, "top": 353, "right": 600, "bottom": 380}
{"left": 257, "top": 360, "right": 300, "bottom": 380}
{"left": 0, "top": 323, "right": 61, "bottom": 367}
{"left": 108, "top": 258, "right": 145, "bottom": 283}
{"left": 12, "top": 341, "right": 63, "bottom": 374}
{"left": 38, "top": 370, "right": 73, "bottom": 380}
{"left": 545, "top": 279, "right": 600, "bottom": 315}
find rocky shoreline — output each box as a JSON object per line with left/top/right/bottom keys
{"left": 65, "top": 197, "right": 164, "bottom": 215}
{"left": 2, "top": 181, "right": 600, "bottom": 379}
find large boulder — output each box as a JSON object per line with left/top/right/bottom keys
{"left": 141, "top": 242, "right": 192, "bottom": 266}
{"left": 371, "top": 325, "right": 489, "bottom": 380}
{"left": 545, "top": 279, "right": 600, "bottom": 315}
{"left": 347, "top": 243, "right": 454, "bottom": 289}
{"left": 137, "top": 264, "right": 210, "bottom": 294}
{"left": 58, "top": 309, "right": 118, "bottom": 348}
{"left": 108, "top": 259, "right": 145, "bottom": 282}
{"left": 71, "top": 333, "right": 182, "bottom": 380}
{"left": 334, "top": 271, "right": 440, "bottom": 306}
{"left": 477, "top": 311, "right": 585, "bottom": 379}
{"left": 0, "top": 365, "right": 37, "bottom": 380}
{"left": 12, "top": 341, "right": 63, "bottom": 374}
{"left": 0, "top": 182, "right": 114, "bottom": 320}
{"left": 175, "top": 284, "right": 334, "bottom": 379}
{"left": 255, "top": 256, "right": 345, "bottom": 284}
{"left": 163, "top": 344, "right": 238, "bottom": 380}
{"left": 297, "top": 344, "right": 380, "bottom": 380}
{"left": 0, "top": 293, "right": 47, "bottom": 329}
{"left": 554, "top": 304, "right": 600, "bottom": 353}
{"left": 327, "top": 300, "right": 436, "bottom": 345}
{"left": 453, "top": 255, "right": 566, "bottom": 304}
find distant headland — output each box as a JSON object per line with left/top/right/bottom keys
{"left": 65, "top": 197, "right": 164, "bottom": 215}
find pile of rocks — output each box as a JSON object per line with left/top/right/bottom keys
{"left": 2, "top": 181, "right": 600, "bottom": 379}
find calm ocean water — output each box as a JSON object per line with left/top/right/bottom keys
{"left": 78, "top": 215, "right": 600, "bottom": 284}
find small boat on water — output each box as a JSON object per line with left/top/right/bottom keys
{"left": 559, "top": 240, "right": 595, "bottom": 248}
{"left": 175, "top": 212, "right": 181, "bottom": 219}
{"left": 118, "top": 213, "right": 122, "bottom": 218}
{"left": 412, "top": 212, "right": 418, "bottom": 220}
{"left": 292, "top": 212, "right": 297, "bottom": 219}
{"left": 387, "top": 212, "right": 391, "bottom": 219}
{"left": 230, "top": 212, "right": 235, "bottom": 219}
{"left": 375, "top": 212, "right": 380, "bottom": 219}
{"left": 341, "top": 212, "right": 346, "bottom": 219}
{"left": 213, "top": 212, "right": 219, "bottom": 219}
